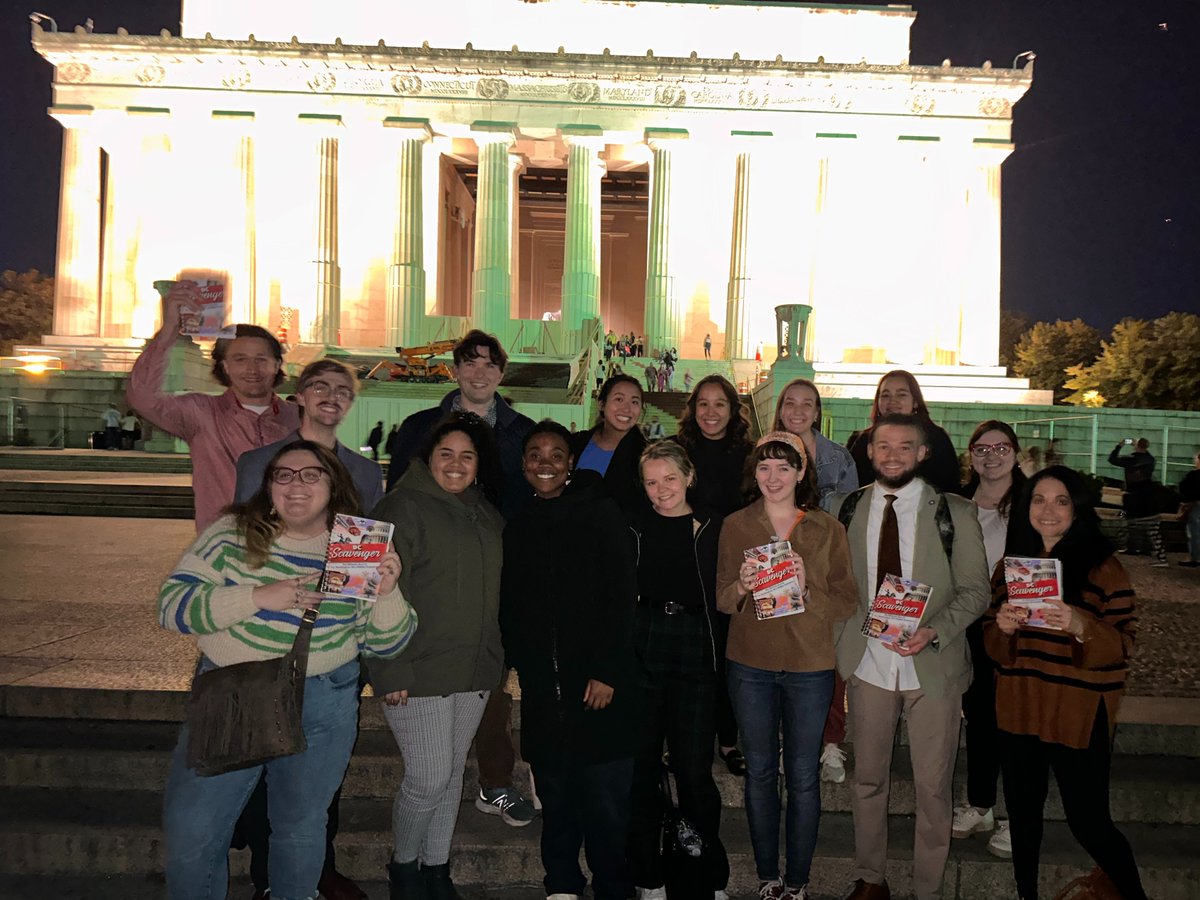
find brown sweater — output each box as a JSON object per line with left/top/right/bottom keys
{"left": 983, "top": 555, "right": 1137, "bottom": 750}
{"left": 716, "top": 500, "right": 859, "bottom": 672}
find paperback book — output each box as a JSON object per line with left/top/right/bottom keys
{"left": 155, "top": 277, "right": 234, "bottom": 338}
{"left": 1002, "top": 556, "right": 1064, "bottom": 630}
{"left": 743, "top": 539, "right": 805, "bottom": 620}
{"left": 860, "top": 574, "right": 931, "bottom": 644}
{"left": 320, "top": 514, "right": 394, "bottom": 601}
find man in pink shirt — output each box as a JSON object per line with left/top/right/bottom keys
{"left": 126, "top": 287, "right": 299, "bottom": 531}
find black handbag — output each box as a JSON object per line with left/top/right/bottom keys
{"left": 185, "top": 606, "right": 318, "bottom": 776}
{"left": 659, "top": 765, "right": 709, "bottom": 899}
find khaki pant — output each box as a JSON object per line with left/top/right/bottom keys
{"left": 847, "top": 677, "right": 962, "bottom": 900}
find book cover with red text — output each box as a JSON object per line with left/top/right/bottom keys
{"left": 860, "top": 574, "right": 931, "bottom": 643}
{"left": 320, "top": 514, "right": 394, "bottom": 601}
{"left": 1003, "top": 556, "right": 1064, "bottom": 630}
{"left": 744, "top": 539, "right": 806, "bottom": 620}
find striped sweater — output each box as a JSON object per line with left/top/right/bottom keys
{"left": 158, "top": 515, "right": 417, "bottom": 674}
{"left": 983, "top": 555, "right": 1136, "bottom": 750}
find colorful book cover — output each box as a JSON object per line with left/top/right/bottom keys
{"left": 155, "top": 277, "right": 234, "bottom": 338}
{"left": 861, "top": 574, "right": 931, "bottom": 644}
{"left": 743, "top": 539, "right": 806, "bottom": 620}
{"left": 320, "top": 514, "right": 394, "bottom": 601}
{"left": 1003, "top": 556, "right": 1064, "bottom": 630}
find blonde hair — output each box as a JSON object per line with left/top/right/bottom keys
{"left": 639, "top": 440, "right": 695, "bottom": 485}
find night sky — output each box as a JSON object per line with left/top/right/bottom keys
{"left": 1, "top": 0, "right": 1197, "bottom": 331}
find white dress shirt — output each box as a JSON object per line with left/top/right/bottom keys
{"left": 854, "top": 478, "right": 924, "bottom": 692}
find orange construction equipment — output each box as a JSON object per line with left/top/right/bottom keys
{"left": 365, "top": 341, "right": 458, "bottom": 383}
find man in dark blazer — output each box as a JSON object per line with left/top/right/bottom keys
{"left": 830, "top": 414, "right": 990, "bottom": 900}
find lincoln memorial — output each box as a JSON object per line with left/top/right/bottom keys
{"left": 30, "top": 0, "right": 1043, "bottom": 402}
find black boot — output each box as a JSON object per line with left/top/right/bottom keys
{"left": 422, "top": 862, "right": 462, "bottom": 900}
{"left": 386, "top": 859, "right": 427, "bottom": 900}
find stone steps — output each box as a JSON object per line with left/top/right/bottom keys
{"left": 2, "top": 789, "right": 1197, "bottom": 899}
{"left": 2, "top": 684, "right": 1198, "bottom": 898}
{"left": 0, "top": 450, "right": 191, "bottom": 473}
{"left": 0, "top": 480, "right": 194, "bottom": 518}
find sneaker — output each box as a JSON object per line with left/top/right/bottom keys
{"left": 547, "top": 895, "right": 581, "bottom": 900}
{"left": 475, "top": 786, "right": 537, "bottom": 827}
{"left": 987, "top": 820, "right": 1012, "bottom": 858}
{"left": 820, "top": 743, "right": 847, "bottom": 784}
{"left": 635, "top": 889, "right": 667, "bottom": 900}
{"left": 758, "top": 880, "right": 786, "bottom": 899}
{"left": 675, "top": 818, "right": 704, "bottom": 857}
{"left": 782, "top": 886, "right": 809, "bottom": 900}
{"left": 714, "top": 892, "right": 730, "bottom": 900}
{"left": 951, "top": 804, "right": 994, "bottom": 838}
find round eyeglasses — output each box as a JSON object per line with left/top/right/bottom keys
{"left": 306, "top": 381, "right": 354, "bottom": 402}
{"left": 969, "top": 442, "right": 1013, "bottom": 458}
{"left": 270, "top": 466, "right": 328, "bottom": 485}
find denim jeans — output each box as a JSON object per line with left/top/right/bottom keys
{"left": 728, "top": 661, "right": 834, "bottom": 887}
{"left": 163, "top": 658, "right": 360, "bottom": 900}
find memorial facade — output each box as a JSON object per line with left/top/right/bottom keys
{"left": 32, "top": 0, "right": 1034, "bottom": 395}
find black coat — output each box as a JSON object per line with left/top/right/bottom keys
{"left": 499, "top": 471, "right": 639, "bottom": 767}
{"left": 568, "top": 425, "right": 649, "bottom": 516}
{"left": 848, "top": 421, "right": 961, "bottom": 494}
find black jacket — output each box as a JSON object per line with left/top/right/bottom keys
{"left": 499, "top": 471, "right": 639, "bottom": 767}
{"left": 628, "top": 506, "right": 723, "bottom": 675}
{"left": 568, "top": 425, "right": 649, "bottom": 516}
{"left": 848, "top": 422, "right": 961, "bottom": 494}
{"left": 384, "top": 389, "right": 535, "bottom": 519}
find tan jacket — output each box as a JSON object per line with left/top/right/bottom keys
{"left": 716, "top": 500, "right": 859, "bottom": 672}
{"left": 830, "top": 480, "right": 991, "bottom": 699}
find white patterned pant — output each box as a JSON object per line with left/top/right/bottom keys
{"left": 382, "top": 690, "right": 489, "bottom": 865}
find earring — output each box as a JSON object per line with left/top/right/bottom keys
{"left": 269, "top": 507, "right": 278, "bottom": 519}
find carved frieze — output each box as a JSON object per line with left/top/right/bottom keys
{"left": 34, "top": 33, "right": 1030, "bottom": 121}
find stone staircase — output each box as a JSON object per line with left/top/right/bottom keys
{"left": 1, "top": 685, "right": 1197, "bottom": 899}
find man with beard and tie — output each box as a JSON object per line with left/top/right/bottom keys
{"left": 828, "top": 414, "right": 990, "bottom": 900}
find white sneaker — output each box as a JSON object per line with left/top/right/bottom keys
{"left": 547, "top": 895, "right": 581, "bottom": 899}
{"left": 819, "top": 743, "right": 846, "bottom": 784}
{"left": 715, "top": 892, "right": 731, "bottom": 900}
{"left": 988, "top": 820, "right": 1012, "bottom": 858}
{"left": 951, "top": 804, "right": 995, "bottom": 838}
{"left": 636, "top": 889, "right": 667, "bottom": 900}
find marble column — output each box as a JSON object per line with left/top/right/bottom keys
{"left": 309, "top": 136, "right": 341, "bottom": 345}
{"left": 52, "top": 125, "right": 102, "bottom": 337}
{"left": 471, "top": 130, "right": 517, "bottom": 338}
{"left": 642, "top": 132, "right": 685, "bottom": 355}
{"left": 385, "top": 122, "right": 432, "bottom": 349}
{"left": 962, "top": 146, "right": 1010, "bottom": 366}
{"left": 561, "top": 133, "right": 605, "bottom": 331}
{"left": 236, "top": 135, "right": 257, "bottom": 327}
{"left": 724, "top": 149, "right": 754, "bottom": 360}
{"left": 100, "top": 134, "right": 138, "bottom": 339}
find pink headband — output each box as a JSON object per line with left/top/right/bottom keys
{"left": 756, "top": 430, "right": 808, "bottom": 466}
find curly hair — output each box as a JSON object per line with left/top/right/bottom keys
{"left": 420, "top": 412, "right": 504, "bottom": 508}
{"left": 676, "top": 374, "right": 752, "bottom": 450}
{"left": 231, "top": 440, "right": 363, "bottom": 568}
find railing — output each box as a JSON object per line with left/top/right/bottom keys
{"left": 1011, "top": 414, "right": 1101, "bottom": 474}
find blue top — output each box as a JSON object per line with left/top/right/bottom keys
{"left": 234, "top": 430, "right": 384, "bottom": 511}
{"left": 577, "top": 441, "right": 616, "bottom": 477}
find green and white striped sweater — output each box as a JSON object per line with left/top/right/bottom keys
{"left": 158, "top": 516, "right": 417, "bottom": 674}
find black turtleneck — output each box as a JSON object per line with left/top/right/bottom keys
{"left": 677, "top": 433, "right": 751, "bottom": 517}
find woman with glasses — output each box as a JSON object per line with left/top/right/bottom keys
{"left": 366, "top": 412, "right": 506, "bottom": 899}
{"left": 951, "top": 421, "right": 1026, "bottom": 858}
{"left": 159, "top": 440, "right": 416, "bottom": 900}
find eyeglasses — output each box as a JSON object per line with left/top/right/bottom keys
{"left": 305, "top": 381, "right": 354, "bottom": 402}
{"left": 270, "top": 466, "right": 328, "bottom": 485}
{"left": 970, "top": 442, "right": 1013, "bottom": 458}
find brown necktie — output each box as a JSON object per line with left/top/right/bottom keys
{"left": 876, "top": 493, "right": 901, "bottom": 594}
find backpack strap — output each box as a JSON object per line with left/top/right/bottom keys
{"left": 839, "top": 484, "right": 955, "bottom": 562}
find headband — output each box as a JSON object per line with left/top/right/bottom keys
{"left": 755, "top": 430, "right": 808, "bottom": 466}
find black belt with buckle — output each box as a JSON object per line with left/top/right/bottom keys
{"left": 658, "top": 601, "right": 702, "bottom": 616}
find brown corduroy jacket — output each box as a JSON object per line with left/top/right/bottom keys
{"left": 716, "top": 500, "right": 859, "bottom": 673}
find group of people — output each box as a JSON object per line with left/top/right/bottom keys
{"left": 605, "top": 330, "right": 644, "bottom": 361}
{"left": 134, "top": 293, "right": 1148, "bottom": 900}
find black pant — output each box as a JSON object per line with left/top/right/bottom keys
{"left": 961, "top": 620, "right": 1001, "bottom": 809}
{"left": 999, "top": 706, "right": 1146, "bottom": 900}
{"left": 629, "top": 669, "right": 729, "bottom": 891}
{"left": 533, "top": 757, "right": 635, "bottom": 900}
{"left": 712, "top": 613, "right": 739, "bottom": 749}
